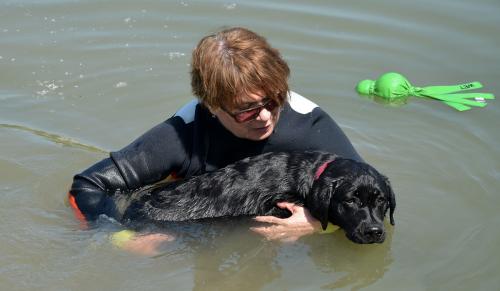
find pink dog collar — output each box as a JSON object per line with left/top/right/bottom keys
{"left": 314, "top": 160, "right": 333, "bottom": 180}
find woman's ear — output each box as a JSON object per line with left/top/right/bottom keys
{"left": 201, "top": 103, "right": 222, "bottom": 121}
{"left": 202, "top": 102, "right": 218, "bottom": 115}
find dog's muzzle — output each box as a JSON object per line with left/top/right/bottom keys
{"left": 348, "top": 223, "right": 386, "bottom": 244}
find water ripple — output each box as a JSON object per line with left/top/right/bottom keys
{"left": 0, "top": 123, "right": 107, "bottom": 154}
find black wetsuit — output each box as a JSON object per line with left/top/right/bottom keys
{"left": 69, "top": 92, "right": 361, "bottom": 220}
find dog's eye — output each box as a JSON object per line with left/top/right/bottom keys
{"left": 344, "top": 199, "right": 356, "bottom": 206}
{"left": 376, "top": 196, "right": 387, "bottom": 204}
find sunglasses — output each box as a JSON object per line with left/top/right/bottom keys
{"left": 224, "top": 99, "right": 280, "bottom": 123}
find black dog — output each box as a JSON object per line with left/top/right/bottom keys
{"left": 112, "top": 151, "right": 396, "bottom": 244}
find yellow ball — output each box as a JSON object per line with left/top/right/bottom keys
{"left": 319, "top": 223, "right": 340, "bottom": 234}
{"left": 110, "top": 230, "right": 136, "bottom": 248}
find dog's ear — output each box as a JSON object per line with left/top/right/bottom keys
{"left": 382, "top": 175, "right": 396, "bottom": 225}
{"left": 307, "top": 177, "right": 343, "bottom": 230}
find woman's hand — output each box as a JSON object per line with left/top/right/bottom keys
{"left": 250, "top": 202, "right": 323, "bottom": 242}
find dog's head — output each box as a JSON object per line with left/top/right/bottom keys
{"left": 307, "top": 158, "right": 395, "bottom": 244}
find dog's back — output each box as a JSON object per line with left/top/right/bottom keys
{"left": 115, "top": 151, "right": 335, "bottom": 223}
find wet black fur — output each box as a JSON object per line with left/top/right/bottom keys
{"left": 113, "top": 151, "right": 396, "bottom": 244}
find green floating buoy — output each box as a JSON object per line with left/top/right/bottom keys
{"left": 356, "top": 72, "right": 494, "bottom": 111}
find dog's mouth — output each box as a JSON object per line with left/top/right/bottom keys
{"left": 345, "top": 225, "right": 386, "bottom": 244}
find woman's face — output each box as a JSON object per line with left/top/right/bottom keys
{"left": 210, "top": 91, "right": 281, "bottom": 141}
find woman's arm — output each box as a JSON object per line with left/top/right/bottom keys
{"left": 69, "top": 118, "right": 191, "bottom": 221}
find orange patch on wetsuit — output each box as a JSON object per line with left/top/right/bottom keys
{"left": 67, "top": 192, "right": 88, "bottom": 229}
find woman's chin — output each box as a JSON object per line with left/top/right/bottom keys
{"left": 247, "top": 124, "right": 274, "bottom": 140}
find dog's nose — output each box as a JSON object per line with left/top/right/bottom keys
{"left": 364, "top": 226, "right": 384, "bottom": 241}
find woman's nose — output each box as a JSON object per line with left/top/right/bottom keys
{"left": 256, "top": 107, "right": 272, "bottom": 121}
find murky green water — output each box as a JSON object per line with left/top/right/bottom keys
{"left": 1, "top": 0, "right": 499, "bottom": 290}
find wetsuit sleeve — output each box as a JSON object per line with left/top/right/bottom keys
{"left": 109, "top": 118, "right": 189, "bottom": 189}
{"left": 69, "top": 117, "right": 191, "bottom": 219}
{"left": 307, "top": 107, "right": 363, "bottom": 162}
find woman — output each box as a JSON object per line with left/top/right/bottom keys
{"left": 69, "top": 27, "right": 362, "bottom": 252}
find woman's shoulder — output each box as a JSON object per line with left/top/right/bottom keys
{"left": 277, "top": 92, "right": 362, "bottom": 161}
